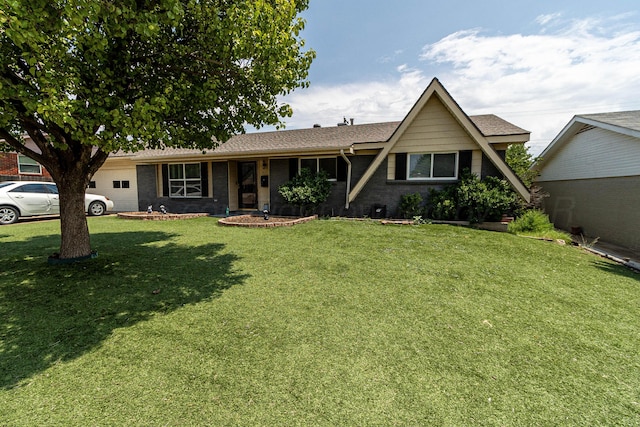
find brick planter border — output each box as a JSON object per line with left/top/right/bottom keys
{"left": 218, "top": 214, "right": 317, "bottom": 228}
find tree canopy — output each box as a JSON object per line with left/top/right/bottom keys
{"left": 506, "top": 143, "right": 539, "bottom": 188}
{"left": 0, "top": 0, "right": 314, "bottom": 258}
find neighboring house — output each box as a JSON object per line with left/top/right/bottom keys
{"left": 97, "top": 78, "right": 531, "bottom": 217}
{"left": 535, "top": 111, "right": 640, "bottom": 252}
{"left": 0, "top": 151, "right": 52, "bottom": 182}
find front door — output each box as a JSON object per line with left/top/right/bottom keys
{"left": 238, "top": 161, "right": 257, "bottom": 209}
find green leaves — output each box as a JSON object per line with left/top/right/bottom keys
{"left": 0, "top": 0, "right": 314, "bottom": 258}
{"left": 278, "top": 168, "right": 332, "bottom": 214}
{"left": 0, "top": 0, "right": 314, "bottom": 151}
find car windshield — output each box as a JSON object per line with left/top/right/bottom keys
{"left": 0, "top": 182, "right": 13, "bottom": 189}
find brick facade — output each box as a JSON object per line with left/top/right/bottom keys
{"left": 0, "top": 153, "right": 52, "bottom": 182}
{"left": 135, "top": 155, "right": 505, "bottom": 218}
{"left": 136, "top": 162, "right": 229, "bottom": 215}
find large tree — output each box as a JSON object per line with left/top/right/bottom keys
{"left": 0, "top": 0, "right": 314, "bottom": 259}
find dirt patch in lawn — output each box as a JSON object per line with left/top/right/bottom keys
{"left": 218, "top": 214, "right": 317, "bottom": 228}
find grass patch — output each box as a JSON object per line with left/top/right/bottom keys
{"left": 0, "top": 217, "right": 638, "bottom": 425}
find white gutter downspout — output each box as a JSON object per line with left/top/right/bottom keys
{"left": 340, "top": 149, "right": 352, "bottom": 210}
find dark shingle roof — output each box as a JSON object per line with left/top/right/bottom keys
{"left": 579, "top": 110, "right": 640, "bottom": 133}
{"left": 469, "top": 114, "right": 530, "bottom": 136}
{"left": 131, "top": 114, "right": 528, "bottom": 160}
{"left": 216, "top": 121, "right": 400, "bottom": 153}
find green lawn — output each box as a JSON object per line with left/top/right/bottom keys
{"left": 0, "top": 216, "right": 638, "bottom": 426}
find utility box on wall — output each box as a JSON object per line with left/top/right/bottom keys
{"left": 260, "top": 175, "right": 268, "bottom": 187}
{"left": 371, "top": 204, "right": 387, "bottom": 219}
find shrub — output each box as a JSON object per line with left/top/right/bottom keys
{"left": 278, "top": 168, "right": 332, "bottom": 216}
{"left": 427, "top": 172, "right": 521, "bottom": 223}
{"left": 508, "top": 209, "right": 554, "bottom": 234}
{"left": 398, "top": 193, "right": 424, "bottom": 219}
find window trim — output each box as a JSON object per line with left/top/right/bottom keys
{"left": 17, "top": 154, "right": 42, "bottom": 175}
{"left": 407, "top": 152, "right": 459, "bottom": 181}
{"left": 298, "top": 157, "right": 338, "bottom": 181}
{"left": 168, "top": 163, "right": 202, "bottom": 198}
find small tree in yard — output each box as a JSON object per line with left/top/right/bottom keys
{"left": 278, "top": 168, "right": 331, "bottom": 216}
{"left": 0, "top": 0, "right": 314, "bottom": 259}
{"left": 506, "top": 144, "right": 539, "bottom": 187}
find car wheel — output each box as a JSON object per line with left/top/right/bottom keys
{"left": 0, "top": 206, "right": 19, "bottom": 225}
{"left": 88, "top": 201, "right": 106, "bottom": 216}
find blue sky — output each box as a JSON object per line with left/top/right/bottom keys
{"left": 275, "top": 0, "right": 640, "bottom": 154}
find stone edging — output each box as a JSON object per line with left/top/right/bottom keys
{"left": 218, "top": 215, "right": 317, "bottom": 228}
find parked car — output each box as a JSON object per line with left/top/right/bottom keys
{"left": 0, "top": 181, "right": 114, "bottom": 225}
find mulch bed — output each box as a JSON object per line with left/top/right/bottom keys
{"left": 218, "top": 214, "right": 317, "bottom": 228}
{"left": 117, "top": 212, "right": 210, "bottom": 220}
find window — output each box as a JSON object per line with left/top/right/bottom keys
{"left": 299, "top": 157, "right": 337, "bottom": 180}
{"left": 111, "top": 180, "right": 130, "bottom": 189}
{"left": 88, "top": 181, "right": 96, "bottom": 189}
{"left": 10, "top": 183, "right": 49, "bottom": 193}
{"left": 408, "top": 153, "right": 458, "bottom": 180}
{"left": 169, "top": 163, "right": 202, "bottom": 198}
{"left": 17, "top": 155, "right": 41, "bottom": 175}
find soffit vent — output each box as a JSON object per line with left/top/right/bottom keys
{"left": 576, "top": 124, "right": 596, "bottom": 135}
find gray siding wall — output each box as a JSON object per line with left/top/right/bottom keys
{"left": 539, "top": 127, "right": 640, "bottom": 181}
{"left": 540, "top": 176, "right": 640, "bottom": 251}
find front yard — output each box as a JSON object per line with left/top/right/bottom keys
{"left": 0, "top": 217, "right": 638, "bottom": 425}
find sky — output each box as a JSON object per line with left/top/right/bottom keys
{"left": 272, "top": 0, "right": 640, "bottom": 155}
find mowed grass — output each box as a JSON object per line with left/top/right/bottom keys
{"left": 0, "top": 216, "right": 638, "bottom": 426}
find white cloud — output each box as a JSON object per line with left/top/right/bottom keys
{"left": 281, "top": 65, "right": 429, "bottom": 128}
{"left": 280, "top": 14, "right": 640, "bottom": 155}
{"left": 420, "top": 16, "right": 640, "bottom": 153}
{"left": 536, "top": 12, "right": 563, "bottom": 27}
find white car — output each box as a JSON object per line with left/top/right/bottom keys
{"left": 0, "top": 181, "right": 114, "bottom": 225}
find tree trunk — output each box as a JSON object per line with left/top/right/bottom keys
{"left": 56, "top": 176, "right": 92, "bottom": 259}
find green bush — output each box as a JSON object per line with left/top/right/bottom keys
{"left": 278, "top": 168, "right": 332, "bottom": 215}
{"left": 398, "top": 193, "right": 424, "bottom": 218}
{"left": 508, "top": 209, "right": 554, "bottom": 234}
{"left": 427, "top": 172, "right": 521, "bottom": 223}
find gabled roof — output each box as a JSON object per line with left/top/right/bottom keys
{"left": 579, "top": 110, "right": 640, "bottom": 134}
{"left": 538, "top": 110, "right": 640, "bottom": 161}
{"left": 348, "top": 78, "right": 531, "bottom": 202}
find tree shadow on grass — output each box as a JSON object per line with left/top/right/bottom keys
{"left": 0, "top": 231, "right": 248, "bottom": 389}
{"left": 591, "top": 259, "right": 640, "bottom": 280}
